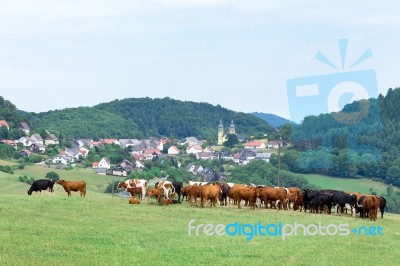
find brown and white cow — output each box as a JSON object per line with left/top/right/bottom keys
{"left": 156, "top": 180, "right": 175, "bottom": 199}
{"left": 117, "top": 179, "right": 148, "bottom": 197}
{"left": 56, "top": 179, "right": 86, "bottom": 197}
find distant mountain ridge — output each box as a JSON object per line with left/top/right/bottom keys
{"left": 251, "top": 112, "right": 294, "bottom": 127}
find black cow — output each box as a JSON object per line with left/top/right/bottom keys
{"left": 357, "top": 195, "right": 367, "bottom": 218}
{"left": 218, "top": 183, "right": 230, "bottom": 206}
{"left": 303, "top": 189, "right": 340, "bottom": 213}
{"left": 308, "top": 193, "right": 334, "bottom": 214}
{"left": 332, "top": 192, "right": 357, "bottom": 217}
{"left": 28, "top": 179, "right": 56, "bottom": 195}
{"left": 378, "top": 196, "right": 388, "bottom": 218}
{"left": 155, "top": 181, "right": 183, "bottom": 202}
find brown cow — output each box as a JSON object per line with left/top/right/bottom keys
{"left": 200, "top": 185, "right": 221, "bottom": 208}
{"left": 189, "top": 185, "right": 202, "bottom": 205}
{"left": 363, "top": 195, "right": 380, "bottom": 221}
{"left": 236, "top": 187, "right": 259, "bottom": 210}
{"left": 146, "top": 188, "right": 164, "bottom": 204}
{"left": 126, "top": 187, "right": 143, "bottom": 201}
{"left": 288, "top": 187, "right": 301, "bottom": 208}
{"left": 293, "top": 194, "right": 304, "bottom": 211}
{"left": 181, "top": 186, "right": 191, "bottom": 201}
{"left": 163, "top": 198, "right": 173, "bottom": 205}
{"left": 228, "top": 185, "right": 247, "bottom": 205}
{"left": 258, "top": 187, "right": 287, "bottom": 210}
{"left": 56, "top": 179, "right": 86, "bottom": 197}
{"left": 129, "top": 197, "right": 140, "bottom": 204}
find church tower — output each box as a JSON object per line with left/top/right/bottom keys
{"left": 217, "top": 120, "right": 224, "bottom": 145}
{"left": 229, "top": 120, "right": 235, "bottom": 135}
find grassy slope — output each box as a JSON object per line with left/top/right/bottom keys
{"left": 0, "top": 163, "right": 399, "bottom": 265}
{"left": 301, "top": 173, "right": 398, "bottom": 195}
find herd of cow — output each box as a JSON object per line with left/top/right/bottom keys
{"left": 26, "top": 178, "right": 387, "bottom": 221}
{"left": 116, "top": 179, "right": 387, "bottom": 221}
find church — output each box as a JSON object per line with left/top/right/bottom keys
{"left": 217, "top": 120, "right": 236, "bottom": 145}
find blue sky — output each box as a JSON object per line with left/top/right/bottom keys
{"left": 1, "top": 1, "right": 399, "bottom": 122}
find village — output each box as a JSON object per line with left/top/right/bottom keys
{"left": 0, "top": 119, "right": 283, "bottom": 180}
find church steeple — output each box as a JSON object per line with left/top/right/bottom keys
{"left": 229, "top": 120, "right": 235, "bottom": 135}
{"left": 217, "top": 120, "right": 224, "bottom": 145}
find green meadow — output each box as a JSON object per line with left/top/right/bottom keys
{"left": 301, "top": 173, "right": 398, "bottom": 195}
{"left": 0, "top": 162, "right": 399, "bottom": 265}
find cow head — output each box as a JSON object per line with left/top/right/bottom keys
{"left": 117, "top": 181, "right": 127, "bottom": 189}
{"left": 56, "top": 179, "right": 65, "bottom": 185}
{"left": 27, "top": 190, "right": 32, "bottom": 196}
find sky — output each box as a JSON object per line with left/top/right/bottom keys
{"left": 1, "top": 1, "right": 399, "bottom": 122}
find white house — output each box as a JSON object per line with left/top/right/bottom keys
{"left": 186, "top": 144, "right": 203, "bottom": 154}
{"left": 168, "top": 146, "right": 180, "bottom": 155}
{"left": 51, "top": 155, "right": 73, "bottom": 165}
{"left": 98, "top": 157, "right": 111, "bottom": 169}
{"left": 16, "top": 137, "right": 32, "bottom": 147}
{"left": 45, "top": 131, "right": 59, "bottom": 145}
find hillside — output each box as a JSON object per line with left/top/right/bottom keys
{"left": 287, "top": 87, "right": 400, "bottom": 186}
{"left": 251, "top": 112, "right": 294, "bottom": 127}
{"left": 9, "top": 97, "right": 272, "bottom": 140}
{"left": 25, "top": 107, "right": 143, "bottom": 139}
{"left": 93, "top": 97, "right": 272, "bottom": 140}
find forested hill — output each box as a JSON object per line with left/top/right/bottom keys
{"left": 251, "top": 112, "right": 294, "bottom": 127}
{"left": 289, "top": 87, "right": 400, "bottom": 186}
{"left": 17, "top": 97, "right": 271, "bottom": 140}
{"left": 26, "top": 107, "right": 143, "bottom": 140}
{"left": 94, "top": 97, "right": 272, "bottom": 140}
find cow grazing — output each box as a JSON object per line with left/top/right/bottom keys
{"left": 293, "top": 195, "right": 304, "bottom": 211}
{"left": 56, "top": 179, "right": 86, "bottom": 197}
{"left": 200, "top": 184, "right": 221, "bottom": 208}
{"left": 129, "top": 197, "right": 140, "bottom": 204}
{"left": 308, "top": 193, "right": 334, "bottom": 214}
{"left": 287, "top": 187, "right": 301, "bottom": 208}
{"left": 362, "top": 195, "right": 380, "bottom": 221}
{"left": 27, "top": 179, "right": 56, "bottom": 196}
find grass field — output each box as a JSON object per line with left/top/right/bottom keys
{"left": 1, "top": 162, "right": 400, "bottom": 265}
{"left": 301, "top": 173, "right": 398, "bottom": 195}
